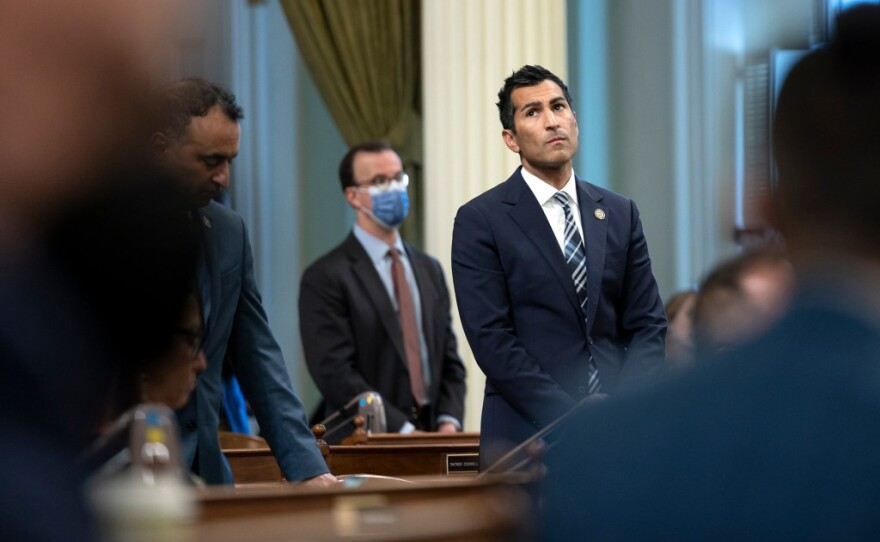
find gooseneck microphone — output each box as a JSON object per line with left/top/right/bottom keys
{"left": 319, "top": 391, "right": 387, "bottom": 438}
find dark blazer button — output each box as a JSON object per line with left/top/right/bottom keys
{"left": 578, "top": 385, "right": 587, "bottom": 394}
{"left": 185, "top": 420, "right": 197, "bottom": 431}
{"left": 587, "top": 337, "right": 594, "bottom": 345}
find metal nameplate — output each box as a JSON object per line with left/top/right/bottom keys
{"left": 446, "top": 453, "right": 480, "bottom": 474}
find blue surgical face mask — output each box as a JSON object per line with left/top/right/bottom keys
{"left": 358, "top": 173, "right": 410, "bottom": 230}
{"left": 366, "top": 188, "right": 409, "bottom": 229}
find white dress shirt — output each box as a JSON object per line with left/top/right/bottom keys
{"left": 520, "top": 167, "right": 584, "bottom": 255}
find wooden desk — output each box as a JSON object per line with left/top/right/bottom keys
{"left": 342, "top": 431, "right": 480, "bottom": 446}
{"left": 327, "top": 442, "right": 479, "bottom": 477}
{"left": 224, "top": 442, "right": 480, "bottom": 484}
{"left": 218, "top": 431, "right": 269, "bottom": 450}
{"left": 196, "top": 475, "right": 531, "bottom": 542}
{"left": 223, "top": 447, "right": 284, "bottom": 484}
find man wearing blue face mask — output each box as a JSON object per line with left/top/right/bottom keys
{"left": 299, "top": 141, "right": 466, "bottom": 442}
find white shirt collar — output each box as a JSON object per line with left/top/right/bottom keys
{"left": 520, "top": 167, "right": 579, "bottom": 208}
{"left": 353, "top": 224, "right": 405, "bottom": 266}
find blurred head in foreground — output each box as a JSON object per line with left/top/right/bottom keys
{"left": 771, "top": 6, "right": 880, "bottom": 265}
{"left": 1, "top": 1, "right": 175, "bottom": 540}
{"left": 693, "top": 249, "right": 793, "bottom": 356}
{"left": 0, "top": 0, "right": 170, "bottom": 249}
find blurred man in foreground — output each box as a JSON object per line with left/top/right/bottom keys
{"left": 544, "top": 6, "right": 880, "bottom": 540}
{"left": 1, "top": 1, "right": 172, "bottom": 539}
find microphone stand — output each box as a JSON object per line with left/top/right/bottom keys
{"left": 479, "top": 394, "right": 604, "bottom": 477}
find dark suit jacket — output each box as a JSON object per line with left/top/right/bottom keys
{"left": 1, "top": 256, "right": 106, "bottom": 541}
{"left": 451, "top": 168, "right": 666, "bottom": 465}
{"left": 176, "top": 202, "right": 328, "bottom": 484}
{"left": 543, "top": 285, "right": 880, "bottom": 540}
{"left": 299, "top": 232, "right": 466, "bottom": 438}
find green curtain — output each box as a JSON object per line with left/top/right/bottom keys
{"left": 280, "top": 0, "right": 424, "bottom": 245}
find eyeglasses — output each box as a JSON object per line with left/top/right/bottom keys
{"left": 354, "top": 172, "right": 409, "bottom": 193}
{"left": 173, "top": 327, "right": 205, "bottom": 359}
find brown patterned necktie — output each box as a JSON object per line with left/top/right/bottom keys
{"left": 388, "top": 247, "right": 427, "bottom": 405}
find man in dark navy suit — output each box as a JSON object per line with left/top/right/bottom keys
{"left": 543, "top": 6, "right": 880, "bottom": 540}
{"left": 451, "top": 65, "right": 667, "bottom": 467}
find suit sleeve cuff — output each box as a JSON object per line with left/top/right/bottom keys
{"left": 436, "top": 415, "right": 462, "bottom": 431}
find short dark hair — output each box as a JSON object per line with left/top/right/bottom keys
{"left": 772, "top": 4, "right": 880, "bottom": 252}
{"left": 338, "top": 141, "right": 395, "bottom": 191}
{"left": 156, "top": 78, "right": 243, "bottom": 141}
{"left": 496, "top": 65, "right": 574, "bottom": 132}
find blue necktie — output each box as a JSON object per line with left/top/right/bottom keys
{"left": 553, "top": 192, "right": 601, "bottom": 395}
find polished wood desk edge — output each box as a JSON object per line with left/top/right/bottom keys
{"left": 195, "top": 475, "right": 534, "bottom": 541}
{"left": 343, "top": 432, "right": 481, "bottom": 445}
{"left": 224, "top": 442, "right": 479, "bottom": 457}
{"left": 200, "top": 473, "right": 529, "bottom": 503}
{"left": 219, "top": 431, "right": 480, "bottom": 450}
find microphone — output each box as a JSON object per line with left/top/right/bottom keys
{"left": 357, "top": 391, "right": 387, "bottom": 434}
{"left": 319, "top": 391, "right": 387, "bottom": 438}
{"left": 82, "top": 403, "right": 184, "bottom": 482}
{"left": 87, "top": 404, "right": 195, "bottom": 539}
{"left": 128, "top": 403, "right": 184, "bottom": 484}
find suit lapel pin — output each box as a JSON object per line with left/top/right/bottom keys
{"left": 202, "top": 216, "right": 212, "bottom": 229}
{"left": 594, "top": 209, "right": 606, "bottom": 220}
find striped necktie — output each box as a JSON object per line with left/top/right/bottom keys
{"left": 553, "top": 191, "right": 601, "bottom": 395}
